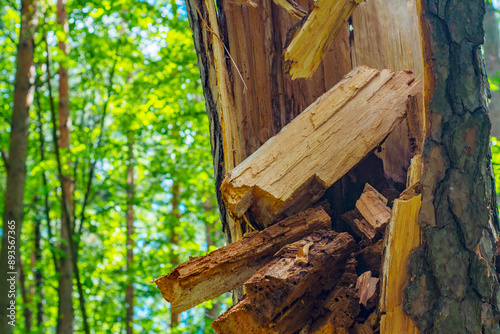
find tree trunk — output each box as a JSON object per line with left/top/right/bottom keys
{"left": 404, "top": 1, "right": 500, "bottom": 332}
{"left": 0, "top": 1, "right": 37, "bottom": 333}
{"left": 169, "top": 182, "right": 181, "bottom": 328}
{"left": 125, "top": 132, "right": 135, "bottom": 334}
{"left": 56, "top": 0, "right": 75, "bottom": 333}
{"left": 186, "top": 0, "right": 500, "bottom": 331}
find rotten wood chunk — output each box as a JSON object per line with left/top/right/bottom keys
{"left": 356, "top": 239, "right": 383, "bottom": 277}
{"left": 284, "top": 0, "right": 363, "bottom": 79}
{"left": 356, "top": 271, "right": 379, "bottom": 308}
{"left": 212, "top": 231, "right": 357, "bottom": 333}
{"left": 356, "top": 184, "right": 392, "bottom": 233}
{"left": 309, "top": 259, "right": 359, "bottom": 334}
{"left": 221, "top": 66, "right": 422, "bottom": 229}
{"left": 152, "top": 207, "right": 331, "bottom": 314}
{"left": 342, "top": 210, "right": 376, "bottom": 241}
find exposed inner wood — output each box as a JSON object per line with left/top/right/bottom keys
{"left": 212, "top": 230, "right": 357, "bottom": 334}
{"left": 273, "top": 0, "right": 307, "bottom": 19}
{"left": 221, "top": 66, "right": 422, "bottom": 229}
{"left": 379, "top": 155, "right": 422, "bottom": 333}
{"left": 152, "top": 207, "right": 330, "bottom": 313}
{"left": 284, "top": 0, "right": 363, "bottom": 79}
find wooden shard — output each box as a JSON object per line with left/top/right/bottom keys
{"left": 355, "top": 183, "right": 392, "bottom": 233}
{"left": 152, "top": 207, "right": 331, "bottom": 313}
{"left": 379, "top": 155, "right": 422, "bottom": 333}
{"left": 221, "top": 66, "right": 422, "bottom": 229}
{"left": 212, "top": 231, "right": 357, "bottom": 333}
{"left": 284, "top": 0, "right": 363, "bottom": 79}
{"left": 356, "top": 271, "right": 379, "bottom": 308}
{"left": 273, "top": 0, "right": 307, "bottom": 19}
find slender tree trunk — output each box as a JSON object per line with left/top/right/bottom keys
{"left": 169, "top": 182, "right": 181, "bottom": 329}
{"left": 0, "top": 1, "right": 37, "bottom": 333}
{"left": 56, "top": 0, "right": 75, "bottom": 332}
{"left": 19, "top": 258, "right": 32, "bottom": 331}
{"left": 204, "top": 212, "right": 220, "bottom": 322}
{"left": 484, "top": 2, "right": 500, "bottom": 138}
{"left": 125, "top": 132, "right": 135, "bottom": 334}
{"left": 34, "top": 206, "right": 44, "bottom": 328}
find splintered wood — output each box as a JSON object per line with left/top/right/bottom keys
{"left": 284, "top": 0, "right": 363, "bottom": 79}
{"left": 212, "top": 231, "right": 356, "bottom": 334}
{"left": 152, "top": 207, "right": 330, "bottom": 314}
{"left": 221, "top": 66, "right": 422, "bottom": 229}
{"left": 379, "top": 155, "right": 422, "bottom": 333}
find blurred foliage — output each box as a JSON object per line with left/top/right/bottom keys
{"left": 0, "top": 0, "right": 230, "bottom": 333}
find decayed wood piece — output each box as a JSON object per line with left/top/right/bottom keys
{"left": 342, "top": 210, "right": 376, "bottom": 240}
{"left": 221, "top": 66, "right": 422, "bottom": 229}
{"left": 379, "top": 155, "right": 422, "bottom": 333}
{"left": 284, "top": 0, "right": 363, "bottom": 79}
{"left": 355, "top": 184, "right": 392, "bottom": 233}
{"left": 308, "top": 259, "right": 359, "bottom": 334}
{"left": 153, "top": 207, "right": 331, "bottom": 314}
{"left": 356, "top": 271, "right": 379, "bottom": 308}
{"left": 212, "top": 230, "right": 356, "bottom": 333}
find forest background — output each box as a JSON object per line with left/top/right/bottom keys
{"left": 1, "top": 0, "right": 500, "bottom": 333}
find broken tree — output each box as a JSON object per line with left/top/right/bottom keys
{"left": 162, "top": 0, "right": 500, "bottom": 332}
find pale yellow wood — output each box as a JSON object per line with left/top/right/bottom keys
{"left": 221, "top": 66, "right": 422, "bottom": 228}
{"left": 380, "top": 155, "right": 423, "bottom": 334}
{"left": 284, "top": 0, "right": 363, "bottom": 79}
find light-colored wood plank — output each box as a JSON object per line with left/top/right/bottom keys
{"left": 379, "top": 155, "right": 423, "bottom": 334}
{"left": 221, "top": 66, "right": 422, "bottom": 228}
{"left": 152, "top": 207, "right": 331, "bottom": 313}
{"left": 355, "top": 184, "right": 392, "bottom": 233}
{"left": 284, "top": 0, "right": 363, "bottom": 79}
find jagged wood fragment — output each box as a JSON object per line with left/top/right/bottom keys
{"left": 221, "top": 66, "right": 422, "bottom": 229}
{"left": 152, "top": 207, "right": 331, "bottom": 313}
{"left": 379, "top": 155, "right": 422, "bottom": 333}
{"left": 284, "top": 0, "right": 363, "bottom": 79}
{"left": 212, "top": 231, "right": 356, "bottom": 333}
{"left": 273, "top": 0, "right": 307, "bottom": 19}
{"left": 355, "top": 183, "right": 392, "bottom": 233}
{"left": 356, "top": 271, "right": 379, "bottom": 307}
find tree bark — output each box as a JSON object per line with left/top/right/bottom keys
{"left": 0, "top": 1, "right": 37, "bottom": 333}
{"left": 404, "top": 1, "right": 500, "bottom": 332}
{"left": 126, "top": 132, "right": 135, "bottom": 334}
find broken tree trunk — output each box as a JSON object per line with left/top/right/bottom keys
{"left": 153, "top": 207, "right": 330, "bottom": 313}
{"left": 212, "top": 230, "right": 356, "bottom": 334}
{"left": 221, "top": 66, "right": 422, "bottom": 229}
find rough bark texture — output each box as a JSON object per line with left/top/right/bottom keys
{"left": 0, "top": 1, "right": 37, "bottom": 334}
{"left": 153, "top": 207, "right": 331, "bottom": 313}
{"left": 404, "top": 1, "right": 500, "bottom": 332}
{"left": 56, "top": 0, "right": 75, "bottom": 332}
{"left": 126, "top": 133, "right": 134, "bottom": 334}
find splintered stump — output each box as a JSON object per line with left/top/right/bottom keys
{"left": 212, "top": 230, "right": 357, "bottom": 334}
{"left": 221, "top": 66, "right": 422, "bottom": 229}
{"left": 152, "top": 207, "right": 330, "bottom": 313}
